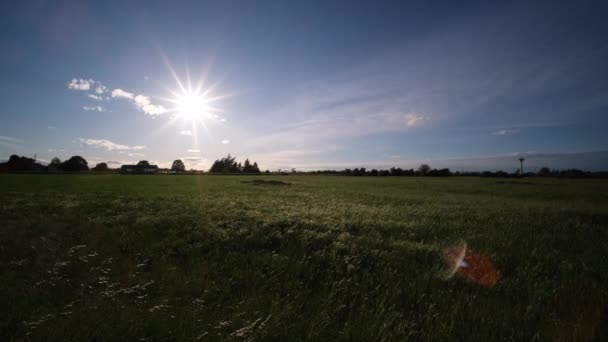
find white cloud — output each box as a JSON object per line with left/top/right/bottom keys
{"left": 133, "top": 95, "right": 167, "bottom": 115}
{"left": 127, "top": 152, "right": 145, "bottom": 157}
{"left": 187, "top": 149, "right": 200, "bottom": 153}
{"left": 83, "top": 106, "right": 106, "bottom": 112}
{"left": 68, "top": 78, "right": 94, "bottom": 91}
{"left": 405, "top": 114, "right": 429, "bottom": 127}
{"left": 492, "top": 129, "right": 518, "bottom": 136}
{"left": 111, "top": 88, "right": 134, "bottom": 99}
{"left": 95, "top": 85, "right": 107, "bottom": 94}
{"left": 221, "top": 139, "right": 230, "bottom": 144}
{"left": 88, "top": 94, "right": 102, "bottom": 100}
{"left": 80, "top": 138, "right": 146, "bottom": 151}
{"left": 111, "top": 89, "right": 167, "bottom": 115}
{"left": 180, "top": 130, "right": 193, "bottom": 136}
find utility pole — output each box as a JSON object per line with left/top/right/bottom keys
{"left": 519, "top": 158, "right": 525, "bottom": 176}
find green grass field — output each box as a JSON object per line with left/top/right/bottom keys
{"left": 1, "top": 175, "right": 607, "bottom": 341}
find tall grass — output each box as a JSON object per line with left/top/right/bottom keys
{"left": 1, "top": 175, "right": 607, "bottom": 340}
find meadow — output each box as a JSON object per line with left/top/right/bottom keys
{"left": 1, "top": 174, "right": 607, "bottom": 341}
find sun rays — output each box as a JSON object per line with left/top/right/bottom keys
{"left": 153, "top": 55, "right": 231, "bottom": 146}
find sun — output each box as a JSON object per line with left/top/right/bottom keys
{"left": 175, "top": 92, "right": 211, "bottom": 122}
{"left": 157, "top": 58, "right": 230, "bottom": 143}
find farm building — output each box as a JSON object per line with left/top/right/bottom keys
{"left": 120, "top": 164, "right": 159, "bottom": 174}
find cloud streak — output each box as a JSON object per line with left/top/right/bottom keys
{"left": 492, "top": 129, "right": 518, "bottom": 136}
{"left": 80, "top": 138, "right": 146, "bottom": 151}
{"left": 111, "top": 88, "right": 167, "bottom": 115}
{"left": 83, "top": 106, "right": 106, "bottom": 112}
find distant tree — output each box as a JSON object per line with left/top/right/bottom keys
{"left": 537, "top": 167, "right": 551, "bottom": 177}
{"left": 8, "top": 155, "right": 20, "bottom": 163}
{"left": 371, "top": 169, "right": 379, "bottom": 176}
{"left": 418, "top": 164, "right": 431, "bottom": 175}
{"left": 137, "top": 160, "right": 150, "bottom": 167}
{"left": 243, "top": 159, "right": 252, "bottom": 173}
{"left": 50, "top": 157, "right": 61, "bottom": 166}
{"left": 60, "top": 156, "right": 89, "bottom": 171}
{"left": 208, "top": 154, "right": 260, "bottom": 174}
{"left": 209, "top": 154, "right": 237, "bottom": 173}
{"left": 6, "top": 155, "right": 39, "bottom": 171}
{"left": 92, "top": 162, "right": 109, "bottom": 171}
{"left": 171, "top": 159, "right": 186, "bottom": 172}
{"left": 427, "top": 168, "right": 452, "bottom": 177}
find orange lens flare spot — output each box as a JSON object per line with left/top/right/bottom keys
{"left": 443, "top": 246, "right": 501, "bottom": 288}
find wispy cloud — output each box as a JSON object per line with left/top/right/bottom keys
{"left": 180, "top": 130, "right": 193, "bottom": 136}
{"left": 221, "top": 139, "right": 230, "bottom": 144}
{"left": 80, "top": 138, "right": 146, "bottom": 151}
{"left": 67, "top": 78, "right": 95, "bottom": 91}
{"left": 181, "top": 157, "right": 201, "bottom": 161}
{"left": 111, "top": 89, "right": 167, "bottom": 115}
{"left": 133, "top": 94, "right": 166, "bottom": 115}
{"left": 111, "top": 88, "right": 134, "bottom": 99}
{"left": 0, "top": 135, "right": 23, "bottom": 149}
{"left": 127, "top": 152, "right": 145, "bottom": 157}
{"left": 492, "top": 129, "right": 518, "bottom": 136}
{"left": 95, "top": 85, "right": 107, "bottom": 94}
{"left": 87, "top": 94, "right": 102, "bottom": 100}
{"left": 83, "top": 106, "right": 106, "bottom": 112}
{"left": 187, "top": 149, "right": 200, "bottom": 153}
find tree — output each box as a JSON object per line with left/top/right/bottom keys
{"left": 60, "top": 156, "right": 89, "bottom": 171}
{"left": 50, "top": 157, "right": 61, "bottom": 166}
{"left": 137, "top": 160, "right": 150, "bottom": 167}
{"left": 6, "top": 155, "right": 39, "bottom": 171}
{"left": 209, "top": 154, "right": 237, "bottom": 173}
{"left": 418, "top": 164, "right": 431, "bottom": 175}
{"left": 92, "top": 162, "right": 108, "bottom": 171}
{"left": 537, "top": 167, "right": 551, "bottom": 177}
{"left": 208, "top": 154, "right": 261, "bottom": 173}
{"left": 171, "top": 159, "right": 186, "bottom": 172}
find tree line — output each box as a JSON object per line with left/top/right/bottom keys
{"left": 208, "top": 154, "right": 261, "bottom": 173}
{"left": 2, "top": 154, "right": 607, "bottom": 178}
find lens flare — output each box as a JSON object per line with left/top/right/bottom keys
{"left": 442, "top": 241, "right": 501, "bottom": 287}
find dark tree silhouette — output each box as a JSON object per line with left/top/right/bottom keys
{"left": 137, "top": 160, "right": 150, "bottom": 167}
{"left": 50, "top": 157, "right": 61, "bottom": 166}
{"left": 171, "top": 159, "right": 186, "bottom": 172}
{"left": 5, "top": 155, "right": 40, "bottom": 171}
{"left": 418, "top": 164, "right": 431, "bottom": 175}
{"left": 60, "top": 156, "right": 89, "bottom": 171}
{"left": 92, "top": 162, "right": 109, "bottom": 171}
{"left": 209, "top": 154, "right": 261, "bottom": 173}
{"left": 242, "top": 158, "right": 260, "bottom": 173}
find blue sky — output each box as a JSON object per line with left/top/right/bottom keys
{"left": 1, "top": 0, "right": 607, "bottom": 171}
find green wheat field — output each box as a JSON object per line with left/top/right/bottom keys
{"left": 1, "top": 174, "right": 607, "bottom": 341}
